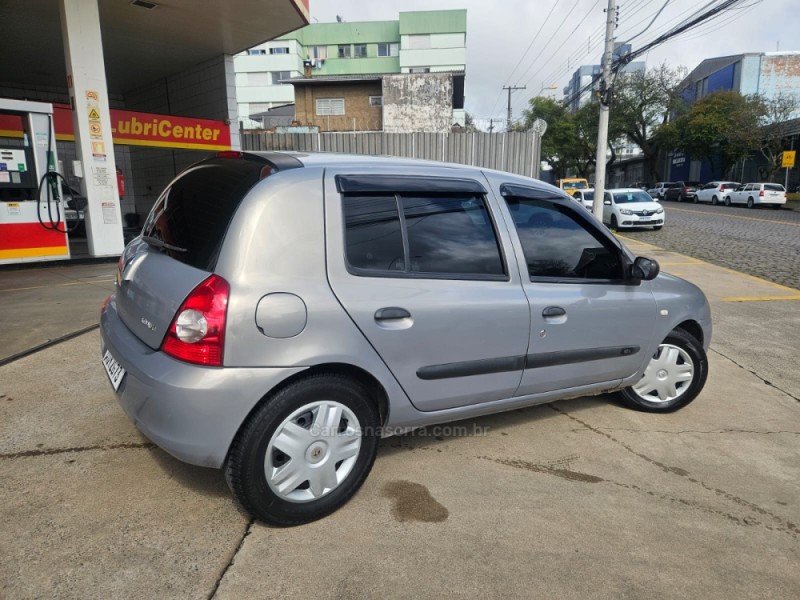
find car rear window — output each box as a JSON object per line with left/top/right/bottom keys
{"left": 140, "top": 157, "right": 270, "bottom": 271}
{"left": 764, "top": 184, "right": 785, "bottom": 192}
{"left": 721, "top": 183, "right": 738, "bottom": 190}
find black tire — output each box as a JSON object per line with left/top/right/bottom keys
{"left": 725, "top": 197, "right": 731, "bottom": 206}
{"left": 619, "top": 328, "right": 708, "bottom": 413}
{"left": 610, "top": 215, "right": 618, "bottom": 230}
{"left": 711, "top": 196, "right": 718, "bottom": 205}
{"left": 225, "top": 374, "right": 380, "bottom": 526}
{"left": 747, "top": 197, "right": 754, "bottom": 209}
{"left": 692, "top": 195, "right": 698, "bottom": 203}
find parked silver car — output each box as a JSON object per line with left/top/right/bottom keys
{"left": 100, "top": 152, "right": 712, "bottom": 525}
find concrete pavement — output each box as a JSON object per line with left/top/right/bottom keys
{"left": 1, "top": 240, "right": 798, "bottom": 599}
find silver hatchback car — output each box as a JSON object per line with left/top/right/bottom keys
{"left": 100, "top": 152, "right": 711, "bottom": 525}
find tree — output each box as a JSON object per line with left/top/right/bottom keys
{"left": 516, "top": 96, "right": 577, "bottom": 180}
{"left": 611, "top": 63, "right": 687, "bottom": 182}
{"left": 758, "top": 92, "right": 799, "bottom": 181}
{"left": 574, "top": 99, "right": 627, "bottom": 179}
{"left": 660, "top": 90, "right": 764, "bottom": 179}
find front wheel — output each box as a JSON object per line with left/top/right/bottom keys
{"left": 619, "top": 329, "right": 708, "bottom": 413}
{"left": 225, "top": 374, "right": 380, "bottom": 526}
{"left": 725, "top": 197, "right": 731, "bottom": 206}
{"left": 747, "top": 197, "right": 754, "bottom": 209}
{"left": 610, "top": 215, "right": 618, "bottom": 230}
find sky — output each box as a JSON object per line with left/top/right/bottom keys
{"left": 307, "top": 0, "right": 800, "bottom": 129}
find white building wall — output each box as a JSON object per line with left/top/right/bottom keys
{"left": 233, "top": 40, "right": 303, "bottom": 124}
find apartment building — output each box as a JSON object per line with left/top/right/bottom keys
{"left": 234, "top": 9, "right": 467, "bottom": 128}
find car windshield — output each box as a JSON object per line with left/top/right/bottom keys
{"left": 562, "top": 181, "right": 588, "bottom": 190}
{"left": 764, "top": 184, "right": 785, "bottom": 191}
{"left": 613, "top": 191, "right": 652, "bottom": 204}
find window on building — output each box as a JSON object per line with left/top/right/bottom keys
{"left": 409, "top": 67, "right": 431, "bottom": 74}
{"left": 407, "top": 34, "right": 431, "bottom": 49}
{"left": 316, "top": 98, "right": 345, "bottom": 116}
{"left": 269, "top": 47, "right": 290, "bottom": 55}
{"left": 247, "top": 72, "right": 271, "bottom": 86}
{"left": 377, "top": 42, "right": 400, "bottom": 57}
{"left": 354, "top": 44, "right": 367, "bottom": 58}
{"left": 369, "top": 96, "right": 383, "bottom": 107}
{"left": 270, "top": 71, "right": 291, "bottom": 85}
{"left": 337, "top": 45, "right": 351, "bottom": 58}
{"left": 310, "top": 46, "right": 328, "bottom": 60}
{"left": 247, "top": 49, "right": 266, "bottom": 55}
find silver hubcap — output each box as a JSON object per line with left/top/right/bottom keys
{"left": 633, "top": 343, "right": 694, "bottom": 403}
{"left": 265, "top": 401, "right": 362, "bottom": 503}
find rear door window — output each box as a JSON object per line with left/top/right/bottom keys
{"left": 141, "top": 157, "right": 271, "bottom": 271}
{"left": 342, "top": 193, "right": 505, "bottom": 278}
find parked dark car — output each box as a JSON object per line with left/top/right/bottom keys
{"left": 664, "top": 181, "right": 701, "bottom": 202}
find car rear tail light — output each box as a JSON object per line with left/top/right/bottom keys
{"left": 719, "top": 185, "right": 724, "bottom": 191}
{"left": 162, "top": 274, "right": 230, "bottom": 366}
{"left": 101, "top": 294, "right": 112, "bottom": 316}
{"left": 216, "top": 151, "right": 243, "bottom": 159}
{"left": 759, "top": 190, "right": 764, "bottom": 197}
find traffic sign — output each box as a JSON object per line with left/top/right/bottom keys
{"left": 782, "top": 150, "right": 795, "bottom": 168}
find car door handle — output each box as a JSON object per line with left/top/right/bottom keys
{"left": 542, "top": 306, "right": 566, "bottom": 318}
{"left": 374, "top": 307, "right": 411, "bottom": 321}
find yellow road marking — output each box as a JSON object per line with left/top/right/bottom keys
{"left": 0, "top": 279, "right": 115, "bottom": 293}
{"left": 722, "top": 295, "right": 800, "bottom": 302}
{"left": 668, "top": 206, "right": 800, "bottom": 227}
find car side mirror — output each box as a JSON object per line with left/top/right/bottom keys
{"left": 603, "top": 199, "right": 612, "bottom": 205}
{"left": 631, "top": 256, "right": 660, "bottom": 281}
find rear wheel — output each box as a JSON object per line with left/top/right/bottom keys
{"left": 693, "top": 195, "right": 698, "bottom": 203}
{"left": 619, "top": 329, "right": 708, "bottom": 413}
{"left": 711, "top": 196, "right": 718, "bottom": 205}
{"left": 225, "top": 374, "right": 380, "bottom": 526}
{"left": 747, "top": 197, "right": 754, "bottom": 209}
{"left": 725, "top": 197, "right": 731, "bottom": 206}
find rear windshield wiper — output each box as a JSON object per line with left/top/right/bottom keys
{"left": 142, "top": 235, "right": 188, "bottom": 253}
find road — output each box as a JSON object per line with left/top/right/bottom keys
{"left": 621, "top": 201, "right": 800, "bottom": 290}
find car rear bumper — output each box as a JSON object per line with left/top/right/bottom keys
{"left": 99, "top": 297, "right": 305, "bottom": 468}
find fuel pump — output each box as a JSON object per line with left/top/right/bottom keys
{"left": 0, "top": 98, "right": 76, "bottom": 264}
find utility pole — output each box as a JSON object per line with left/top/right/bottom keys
{"left": 504, "top": 85, "right": 526, "bottom": 132}
{"left": 592, "top": 0, "right": 617, "bottom": 221}
{"left": 488, "top": 119, "right": 495, "bottom": 133}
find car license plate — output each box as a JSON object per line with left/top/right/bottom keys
{"left": 102, "top": 349, "right": 126, "bottom": 391}
{"left": 639, "top": 217, "right": 651, "bottom": 222}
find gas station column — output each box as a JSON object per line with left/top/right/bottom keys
{"left": 59, "top": 0, "right": 124, "bottom": 257}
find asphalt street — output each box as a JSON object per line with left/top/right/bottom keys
{"left": 621, "top": 201, "right": 800, "bottom": 290}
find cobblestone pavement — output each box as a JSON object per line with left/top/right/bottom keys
{"left": 620, "top": 201, "right": 800, "bottom": 290}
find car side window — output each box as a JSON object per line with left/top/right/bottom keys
{"left": 343, "top": 195, "right": 406, "bottom": 271}
{"left": 342, "top": 193, "right": 505, "bottom": 278}
{"left": 504, "top": 197, "right": 623, "bottom": 281}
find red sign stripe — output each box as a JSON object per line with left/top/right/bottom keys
{"left": 0, "top": 222, "right": 68, "bottom": 250}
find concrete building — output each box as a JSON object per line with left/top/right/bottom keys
{"left": 234, "top": 10, "right": 467, "bottom": 128}
{"left": 286, "top": 71, "right": 457, "bottom": 133}
{"left": 669, "top": 51, "right": 800, "bottom": 182}
{"left": 562, "top": 43, "right": 645, "bottom": 113}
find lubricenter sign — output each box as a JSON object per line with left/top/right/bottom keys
{"left": 0, "top": 104, "right": 232, "bottom": 151}
{"left": 111, "top": 111, "right": 231, "bottom": 150}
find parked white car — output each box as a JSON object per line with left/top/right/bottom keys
{"left": 695, "top": 181, "right": 739, "bottom": 205}
{"left": 726, "top": 183, "right": 786, "bottom": 209}
{"left": 603, "top": 188, "right": 664, "bottom": 230}
{"left": 572, "top": 188, "right": 595, "bottom": 210}
{"left": 647, "top": 182, "right": 676, "bottom": 200}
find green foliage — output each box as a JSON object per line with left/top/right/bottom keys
{"left": 665, "top": 90, "right": 765, "bottom": 178}
{"left": 517, "top": 96, "right": 577, "bottom": 179}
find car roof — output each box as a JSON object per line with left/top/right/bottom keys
{"left": 245, "top": 151, "right": 566, "bottom": 195}
{"left": 607, "top": 187, "right": 652, "bottom": 193}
